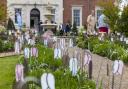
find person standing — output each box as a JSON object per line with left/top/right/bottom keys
{"left": 87, "top": 10, "right": 96, "bottom": 35}
{"left": 98, "top": 13, "right": 109, "bottom": 40}
{"left": 98, "top": 13, "right": 109, "bottom": 34}
{"left": 65, "top": 22, "right": 71, "bottom": 36}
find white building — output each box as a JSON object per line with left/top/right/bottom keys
{"left": 7, "top": 0, "right": 63, "bottom": 29}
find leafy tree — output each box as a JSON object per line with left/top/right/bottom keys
{"left": 118, "top": 5, "right": 128, "bottom": 36}
{"left": 7, "top": 18, "right": 15, "bottom": 30}
{"left": 0, "top": 3, "right": 6, "bottom": 22}
{"left": 98, "top": 1, "right": 120, "bottom": 32}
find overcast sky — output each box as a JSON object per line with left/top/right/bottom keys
{"left": 120, "top": 0, "right": 128, "bottom": 9}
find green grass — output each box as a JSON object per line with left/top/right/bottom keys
{"left": 0, "top": 56, "right": 18, "bottom": 89}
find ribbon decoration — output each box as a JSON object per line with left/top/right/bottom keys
{"left": 83, "top": 51, "right": 92, "bottom": 79}
{"left": 24, "top": 47, "right": 30, "bottom": 59}
{"left": 15, "top": 39, "right": 20, "bottom": 54}
{"left": 69, "top": 58, "right": 78, "bottom": 76}
{"left": 113, "top": 60, "right": 124, "bottom": 75}
{"left": 31, "top": 47, "right": 38, "bottom": 58}
{"left": 60, "top": 38, "right": 65, "bottom": 49}
{"left": 54, "top": 48, "right": 61, "bottom": 59}
{"left": 84, "top": 53, "right": 92, "bottom": 65}
{"left": 41, "top": 73, "right": 55, "bottom": 89}
{"left": 112, "top": 60, "right": 124, "bottom": 89}
{"left": 15, "top": 64, "right": 24, "bottom": 82}
{"left": 69, "top": 38, "right": 73, "bottom": 47}
{"left": 44, "top": 39, "right": 48, "bottom": 47}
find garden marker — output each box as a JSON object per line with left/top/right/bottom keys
{"left": 30, "top": 47, "right": 38, "bottom": 58}
{"left": 44, "top": 39, "right": 48, "bottom": 47}
{"left": 15, "top": 64, "right": 24, "bottom": 82}
{"left": 112, "top": 60, "right": 124, "bottom": 89}
{"left": 84, "top": 51, "right": 92, "bottom": 65}
{"left": 24, "top": 47, "right": 30, "bottom": 59}
{"left": 15, "top": 38, "right": 20, "bottom": 54}
{"left": 41, "top": 73, "right": 55, "bottom": 89}
{"left": 54, "top": 47, "right": 61, "bottom": 59}
{"left": 88, "top": 60, "right": 92, "bottom": 79}
{"left": 60, "top": 38, "right": 65, "bottom": 49}
{"left": 69, "top": 56, "right": 78, "bottom": 76}
{"left": 69, "top": 38, "right": 73, "bottom": 47}
{"left": 83, "top": 51, "right": 92, "bottom": 79}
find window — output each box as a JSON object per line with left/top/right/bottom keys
{"left": 15, "top": 8, "right": 22, "bottom": 23}
{"left": 95, "top": 7, "right": 103, "bottom": 28}
{"left": 73, "top": 10, "right": 80, "bottom": 26}
{"left": 51, "top": 9, "right": 56, "bottom": 23}
{"left": 72, "top": 7, "right": 82, "bottom": 27}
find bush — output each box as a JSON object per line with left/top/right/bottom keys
{"left": 0, "top": 39, "right": 14, "bottom": 52}
{"left": 76, "top": 33, "right": 128, "bottom": 63}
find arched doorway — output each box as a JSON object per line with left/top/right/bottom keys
{"left": 30, "top": 8, "right": 40, "bottom": 29}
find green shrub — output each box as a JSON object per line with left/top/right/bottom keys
{"left": 77, "top": 34, "right": 128, "bottom": 63}
{"left": 24, "top": 44, "right": 96, "bottom": 89}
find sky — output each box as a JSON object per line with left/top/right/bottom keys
{"left": 119, "top": 0, "right": 128, "bottom": 10}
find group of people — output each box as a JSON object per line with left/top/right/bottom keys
{"left": 87, "top": 10, "right": 109, "bottom": 37}
{"left": 59, "top": 22, "right": 72, "bottom": 36}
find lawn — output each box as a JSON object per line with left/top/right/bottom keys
{"left": 0, "top": 56, "right": 18, "bottom": 89}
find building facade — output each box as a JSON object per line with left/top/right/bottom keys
{"left": 63, "top": 0, "right": 115, "bottom": 28}
{"left": 7, "top": 0, "right": 115, "bottom": 29}
{"left": 7, "top": 0, "right": 63, "bottom": 29}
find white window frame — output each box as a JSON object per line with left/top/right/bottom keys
{"left": 95, "top": 6, "right": 103, "bottom": 28}
{"left": 72, "top": 6, "right": 82, "bottom": 27}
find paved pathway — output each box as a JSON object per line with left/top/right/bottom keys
{"left": 56, "top": 37, "right": 128, "bottom": 89}
{"left": 68, "top": 47, "right": 128, "bottom": 89}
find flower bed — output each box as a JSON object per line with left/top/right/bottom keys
{"left": 76, "top": 33, "right": 128, "bottom": 63}
{"left": 18, "top": 44, "right": 96, "bottom": 89}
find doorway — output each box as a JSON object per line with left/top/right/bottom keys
{"left": 30, "top": 8, "right": 40, "bottom": 29}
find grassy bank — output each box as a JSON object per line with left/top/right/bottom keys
{"left": 0, "top": 56, "right": 18, "bottom": 89}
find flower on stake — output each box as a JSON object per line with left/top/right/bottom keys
{"left": 15, "top": 64, "right": 24, "bottom": 82}
{"left": 41, "top": 73, "right": 55, "bottom": 89}
{"left": 69, "top": 52, "right": 78, "bottom": 76}
{"left": 30, "top": 47, "right": 38, "bottom": 58}
{"left": 24, "top": 47, "right": 30, "bottom": 59}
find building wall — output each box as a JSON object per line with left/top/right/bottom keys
{"left": 7, "top": 0, "right": 63, "bottom": 28}
{"left": 63, "top": 0, "right": 90, "bottom": 26}
{"left": 63, "top": 0, "right": 115, "bottom": 27}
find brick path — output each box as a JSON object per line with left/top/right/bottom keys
{"left": 56, "top": 37, "right": 128, "bottom": 89}
{"left": 68, "top": 47, "right": 128, "bottom": 89}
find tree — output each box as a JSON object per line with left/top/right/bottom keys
{"left": 0, "top": 3, "right": 6, "bottom": 23}
{"left": 7, "top": 18, "right": 15, "bottom": 30}
{"left": 118, "top": 5, "right": 128, "bottom": 36}
{"left": 98, "top": 0, "right": 120, "bottom": 32}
